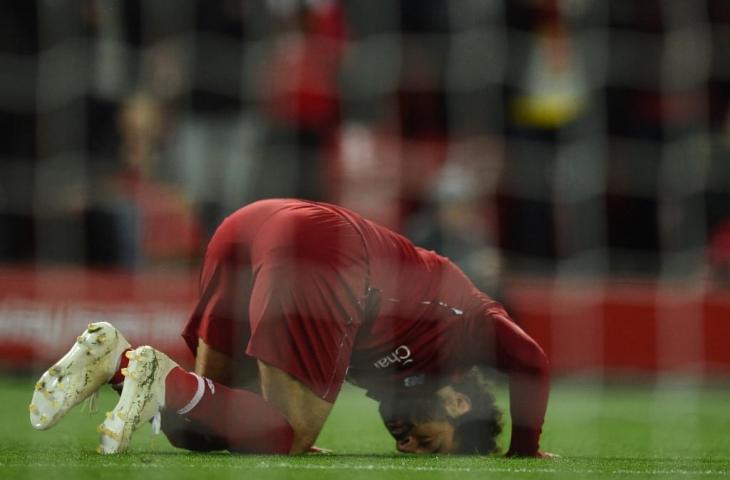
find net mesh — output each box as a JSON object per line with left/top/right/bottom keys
{"left": 1, "top": 1, "right": 728, "bottom": 277}
{"left": 1, "top": 0, "right": 730, "bottom": 453}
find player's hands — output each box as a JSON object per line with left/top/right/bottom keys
{"left": 535, "top": 451, "right": 559, "bottom": 459}
{"left": 308, "top": 446, "right": 333, "bottom": 454}
{"left": 505, "top": 450, "right": 558, "bottom": 459}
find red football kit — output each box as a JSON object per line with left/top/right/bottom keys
{"left": 181, "top": 199, "right": 549, "bottom": 455}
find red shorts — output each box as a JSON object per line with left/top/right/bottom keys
{"left": 182, "top": 200, "right": 369, "bottom": 402}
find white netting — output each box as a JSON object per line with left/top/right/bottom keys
{"left": 1, "top": 1, "right": 729, "bottom": 378}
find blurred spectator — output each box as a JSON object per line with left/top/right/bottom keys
{"left": 171, "top": 0, "right": 257, "bottom": 235}
{"left": 709, "top": 219, "right": 730, "bottom": 285}
{"left": 606, "top": 0, "right": 710, "bottom": 275}
{"left": 337, "top": 0, "right": 452, "bottom": 228}
{"left": 508, "top": 1, "right": 589, "bottom": 130}
{"left": 85, "top": 93, "right": 202, "bottom": 268}
{"left": 254, "top": 0, "right": 346, "bottom": 202}
{"left": 328, "top": 124, "right": 403, "bottom": 229}
{"left": 499, "top": 0, "right": 596, "bottom": 273}
{"left": 1, "top": 0, "right": 728, "bottom": 281}
{"left": 0, "top": 2, "right": 38, "bottom": 262}
{"left": 706, "top": 110, "right": 730, "bottom": 285}
{"left": 407, "top": 143, "right": 503, "bottom": 295}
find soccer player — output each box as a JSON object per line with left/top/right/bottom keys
{"left": 30, "top": 199, "right": 551, "bottom": 457}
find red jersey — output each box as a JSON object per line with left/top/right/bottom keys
{"left": 182, "top": 199, "right": 549, "bottom": 455}
{"left": 331, "top": 203, "right": 509, "bottom": 391}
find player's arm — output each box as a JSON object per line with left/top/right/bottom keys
{"left": 469, "top": 304, "right": 551, "bottom": 457}
{"left": 494, "top": 312, "right": 550, "bottom": 457}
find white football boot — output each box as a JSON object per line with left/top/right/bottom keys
{"left": 30, "top": 322, "right": 131, "bottom": 430}
{"left": 97, "top": 345, "right": 178, "bottom": 454}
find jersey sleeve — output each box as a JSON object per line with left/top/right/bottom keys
{"left": 462, "top": 296, "right": 550, "bottom": 456}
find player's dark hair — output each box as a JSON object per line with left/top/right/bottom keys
{"left": 378, "top": 390, "right": 447, "bottom": 426}
{"left": 451, "top": 367, "right": 503, "bottom": 455}
{"left": 377, "top": 368, "right": 502, "bottom": 454}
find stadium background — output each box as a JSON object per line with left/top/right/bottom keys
{"left": 1, "top": 0, "right": 730, "bottom": 423}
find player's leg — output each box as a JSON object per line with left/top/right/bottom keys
{"left": 235, "top": 204, "right": 368, "bottom": 452}
{"left": 159, "top": 339, "right": 244, "bottom": 452}
{"left": 29, "top": 322, "right": 132, "bottom": 430}
{"left": 148, "top": 205, "right": 283, "bottom": 453}
{"left": 194, "top": 339, "right": 233, "bottom": 382}
{"left": 98, "top": 343, "right": 297, "bottom": 454}
{"left": 99, "top": 203, "right": 365, "bottom": 454}
{"left": 160, "top": 351, "right": 334, "bottom": 455}
{"left": 257, "top": 360, "right": 334, "bottom": 453}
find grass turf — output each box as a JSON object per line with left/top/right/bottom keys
{"left": 1, "top": 375, "right": 729, "bottom": 479}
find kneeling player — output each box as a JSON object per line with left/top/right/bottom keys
{"left": 30, "top": 199, "right": 552, "bottom": 457}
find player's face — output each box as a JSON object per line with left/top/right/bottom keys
{"left": 379, "top": 387, "right": 464, "bottom": 454}
{"left": 383, "top": 417, "right": 458, "bottom": 454}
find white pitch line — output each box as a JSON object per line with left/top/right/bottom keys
{"left": 255, "top": 462, "right": 729, "bottom": 476}
{"left": 1, "top": 461, "right": 727, "bottom": 476}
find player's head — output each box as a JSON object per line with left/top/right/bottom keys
{"left": 378, "top": 368, "right": 502, "bottom": 454}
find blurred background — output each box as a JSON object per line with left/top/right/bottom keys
{"left": 0, "top": 0, "right": 729, "bottom": 381}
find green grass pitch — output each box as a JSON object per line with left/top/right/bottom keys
{"left": 1, "top": 375, "right": 728, "bottom": 479}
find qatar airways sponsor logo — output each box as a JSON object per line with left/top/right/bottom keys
{"left": 373, "top": 345, "right": 413, "bottom": 369}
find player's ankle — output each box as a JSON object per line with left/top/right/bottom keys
{"left": 164, "top": 367, "right": 204, "bottom": 413}
{"left": 108, "top": 348, "right": 133, "bottom": 387}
